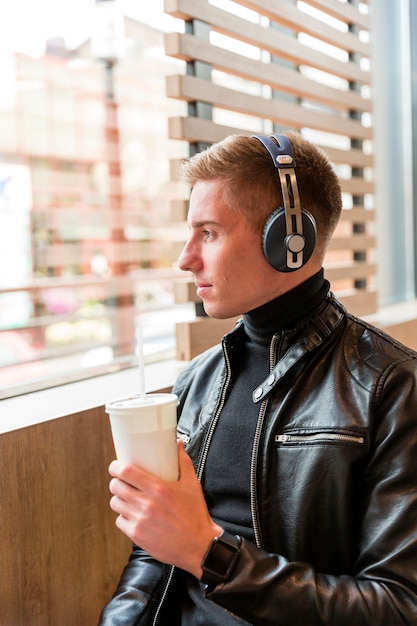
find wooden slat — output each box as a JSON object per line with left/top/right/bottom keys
{"left": 336, "top": 289, "right": 377, "bottom": 317}
{"left": 174, "top": 277, "right": 199, "bottom": 304}
{"left": 327, "top": 234, "right": 376, "bottom": 251}
{"left": 339, "top": 178, "right": 374, "bottom": 195}
{"left": 176, "top": 316, "right": 240, "bottom": 361}
{"left": 165, "top": 34, "right": 370, "bottom": 113}
{"left": 164, "top": 0, "right": 370, "bottom": 84}
{"left": 317, "top": 145, "right": 373, "bottom": 168}
{"left": 302, "top": 0, "right": 370, "bottom": 31}
{"left": 324, "top": 262, "right": 376, "bottom": 281}
{"left": 166, "top": 76, "right": 372, "bottom": 139}
{"left": 237, "top": 0, "right": 370, "bottom": 56}
{"left": 168, "top": 113, "right": 371, "bottom": 149}
{"left": 339, "top": 208, "right": 375, "bottom": 221}
{"left": 167, "top": 116, "right": 253, "bottom": 145}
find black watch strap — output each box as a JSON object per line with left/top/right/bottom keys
{"left": 200, "top": 531, "right": 241, "bottom": 586}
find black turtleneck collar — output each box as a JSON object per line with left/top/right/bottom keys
{"left": 242, "top": 269, "right": 329, "bottom": 344}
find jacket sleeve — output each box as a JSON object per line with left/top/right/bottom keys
{"left": 205, "top": 361, "right": 417, "bottom": 625}
{"left": 97, "top": 546, "right": 164, "bottom": 626}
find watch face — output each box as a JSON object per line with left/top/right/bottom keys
{"left": 201, "top": 533, "right": 241, "bottom": 585}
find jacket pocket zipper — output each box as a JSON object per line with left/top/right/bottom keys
{"left": 177, "top": 426, "right": 190, "bottom": 445}
{"left": 178, "top": 432, "right": 190, "bottom": 445}
{"left": 275, "top": 431, "right": 365, "bottom": 445}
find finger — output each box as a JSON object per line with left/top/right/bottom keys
{"left": 109, "top": 459, "right": 157, "bottom": 491}
{"left": 109, "top": 476, "right": 131, "bottom": 498}
{"left": 114, "top": 512, "right": 131, "bottom": 536}
{"left": 109, "top": 487, "right": 143, "bottom": 520}
{"left": 109, "top": 493, "right": 123, "bottom": 514}
{"left": 109, "top": 493, "right": 133, "bottom": 521}
{"left": 109, "top": 459, "right": 132, "bottom": 478}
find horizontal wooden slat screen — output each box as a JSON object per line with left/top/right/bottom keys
{"left": 164, "top": 0, "right": 374, "bottom": 358}
{"left": 164, "top": 34, "right": 369, "bottom": 112}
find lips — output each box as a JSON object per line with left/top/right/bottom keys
{"left": 195, "top": 282, "right": 211, "bottom": 297}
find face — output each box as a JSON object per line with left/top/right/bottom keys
{"left": 177, "top": 180, "right": 290, "bottom": 319}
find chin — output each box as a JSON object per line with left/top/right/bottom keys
{"left": 202, "top": 300, "right": 241, "bottom": 320}
{"left": 205, "top": 309, "right": 237, "bottom": 320}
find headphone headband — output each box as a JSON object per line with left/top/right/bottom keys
{"left": 252, "top": 134, "right": 317, "bottom": 272}
{"left": 252, "top": 134, "right": 295, "bottom": 169}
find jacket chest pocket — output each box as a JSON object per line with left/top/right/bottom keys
{"left": 270, "top": 428, "right": 368, "bottom": 523}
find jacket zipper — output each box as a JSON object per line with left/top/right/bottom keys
{"left": 197, "top": 340, "right": 233, "bottom": 480}
{"left": 250, "top": 333, "right": 280, "bottom": 549}
{"left": 152, "top": 341, "right": 233, "bottom": 625}
{"left": 275, "top": 432, "right": 365, "bottom": 445}
{"left": 152, "top": 565, "right": 175, "bottom": 626}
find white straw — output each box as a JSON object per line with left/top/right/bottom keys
{"left": 135, "top": 325, "right": 146, "bottom": 399}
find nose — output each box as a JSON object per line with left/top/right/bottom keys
{"left": 178, "top": 236, "right": 200, "bottom": 273}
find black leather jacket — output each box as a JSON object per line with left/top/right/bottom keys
{"left": 99, "top": 295, "right": 417, "bottom": 625}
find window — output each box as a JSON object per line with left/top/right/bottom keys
{"left": 0, "top": 0, "right": 190, "bottom": 399}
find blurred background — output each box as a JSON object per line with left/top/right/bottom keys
{"left": 0, "top": 0, "right": 194, "bottom": 398}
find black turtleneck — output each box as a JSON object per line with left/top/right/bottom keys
{"left": 182, "top": 270, "right": 329, "bottom": 625}
{"left": 202, "top": 269, "right": 329, "bottom": 539}
{"left": 243, "top": 268, "right": 329, "bottom": 343}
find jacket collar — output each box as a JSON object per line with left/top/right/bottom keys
{"left": 250, "top": 295, "right": 345, "bottom": 403}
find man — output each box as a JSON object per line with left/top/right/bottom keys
{"left": 98, "top": 133, "right": 417, "bottom": 625}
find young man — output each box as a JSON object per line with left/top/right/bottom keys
{"left": 98, "top": 133, "right": 417, "bottom": 625}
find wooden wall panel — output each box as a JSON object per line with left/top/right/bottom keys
{"left": 164, "top": 0, "right": 374, "bottom": 357}
{"left": 0, "top": 408, "right": 131, "bottom": 626}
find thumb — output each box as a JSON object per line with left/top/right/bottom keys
{"left": 177, "top": 439, "right": 197, "bottom": 480}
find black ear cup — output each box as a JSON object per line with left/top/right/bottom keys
{"left": 262, "top": 206, "right": 317, "bottom": 273}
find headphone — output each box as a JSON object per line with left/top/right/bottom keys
{"left": 252, "top": 134, "right": 317, "bottom": 272}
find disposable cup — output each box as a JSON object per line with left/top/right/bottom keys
{"left": 105, "top": 393, "right": 179, "bottom": 481}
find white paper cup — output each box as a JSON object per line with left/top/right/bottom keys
{"left": 105, "top": 393, "right": 179, "bottom": 481}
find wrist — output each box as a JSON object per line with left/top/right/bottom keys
{"left": 189, "top": 523, "right": 223, "bottom": 578}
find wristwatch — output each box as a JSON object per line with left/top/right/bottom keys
{"left": 200, "top": 530, "right": 241, "bottom": 586}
